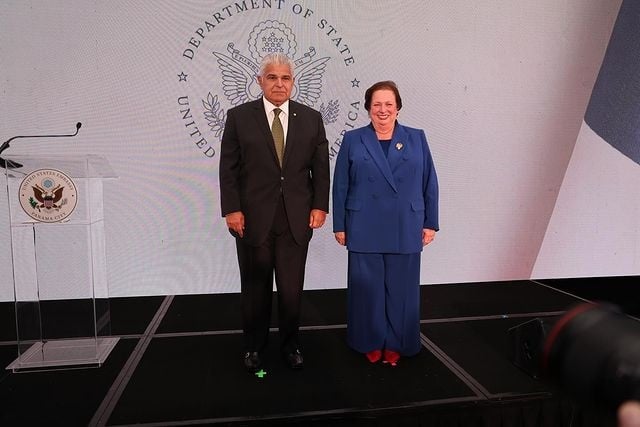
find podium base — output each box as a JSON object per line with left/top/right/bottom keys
{"left": 6, "top": 337, "right": 119, "bottom": 373}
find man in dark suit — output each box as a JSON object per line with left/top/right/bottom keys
{"left": 219, "top": 53, "right": 329, "bottom": 371}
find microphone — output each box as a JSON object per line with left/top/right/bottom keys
{"left": 0, "top": 122, "right": 82, "bottom": 169}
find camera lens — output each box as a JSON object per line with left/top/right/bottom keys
{"left": 542, "top": 303, "right": 640, "bottom": 410}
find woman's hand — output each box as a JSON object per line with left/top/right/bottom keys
{"left": 422, "top": 229, "right": 436, "bottom": 246}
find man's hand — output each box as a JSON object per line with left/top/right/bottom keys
{"left": 334, "top": 232, "right": 346, "bottom": 246}
{"left": 309, "top": 209, "right": 327, "bottom": 229}
{"left": 225, "top": 211, "right": 245, "bottom": 238}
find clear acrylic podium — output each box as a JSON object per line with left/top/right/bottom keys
{"left": 4, "top": 155, "right": 119, "bottom": 372}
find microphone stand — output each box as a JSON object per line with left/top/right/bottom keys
{"left": 0, "top": 122, "right": 82, "bottom": 169}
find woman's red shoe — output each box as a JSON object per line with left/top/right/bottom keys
{"left": 383, "top": 350, "right": 400, "bottom": 366}
{"left": 366, "top": 350, "right": 382, "bottom": 363}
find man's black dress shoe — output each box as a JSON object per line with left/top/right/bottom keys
{"left": 284, "top": 349, "right": 304, "bottom": 369}
{"left": 244, "top": 351, "right": 261, "bottom": 372}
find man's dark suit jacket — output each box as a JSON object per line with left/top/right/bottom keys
{"left": 220, "top": 98, "right": 330, "bottom": 246}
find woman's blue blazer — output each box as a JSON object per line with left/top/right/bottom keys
{"left": 332, "top": 122, "right": 439, "bottom": 254}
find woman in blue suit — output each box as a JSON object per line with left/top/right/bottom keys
{"left": 332, "top": 81, "right": 439, "bottom": 365}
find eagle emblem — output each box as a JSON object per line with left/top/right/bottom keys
{"left": 213, "top": 43, "right": 330, "bottom": 108}
{"left": 202, "top": 20, "right": 340, "bottom": 136}
{"left": 19, "top": 169, "right": 77, "bottom": 223}
{"left": 30, "top": 183, "right": 65, "bottom": 210}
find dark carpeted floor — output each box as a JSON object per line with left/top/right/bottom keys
{"left": 0, "top": 277, "right": 635, "bottom": 426}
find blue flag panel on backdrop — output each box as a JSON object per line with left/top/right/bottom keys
{"left": 585, "top": 0, "right": 640, "bottom": 165}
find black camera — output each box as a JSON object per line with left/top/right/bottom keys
{"left": 541, "top": 303, "right": 640, "bottom": 410}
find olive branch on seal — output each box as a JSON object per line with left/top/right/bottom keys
{"left": 202, "top": 92, "right": 227, "bottom": 137}
{"left": 320, "top": 99, "right": 340, "bottom": 125}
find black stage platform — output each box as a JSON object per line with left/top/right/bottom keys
{"left": 0, "top": 277, "right": 637, "bottom": 426}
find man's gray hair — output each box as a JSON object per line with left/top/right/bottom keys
{"left": 258, "top": 53, "right": 295, "bottom": 77}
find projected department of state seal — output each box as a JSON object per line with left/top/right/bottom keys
{"left": 176, "top": 5, "right": 362, "bottom": 161}
{"left": 19, "top": 169, "right": 78, "bottom": 223}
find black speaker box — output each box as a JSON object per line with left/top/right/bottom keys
{"left": 507, "top": 317, "right": 554, "bottom": 379}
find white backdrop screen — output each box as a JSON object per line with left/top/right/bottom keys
{"left": 1, "top": 0, "right": 635, "bottom": 300}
